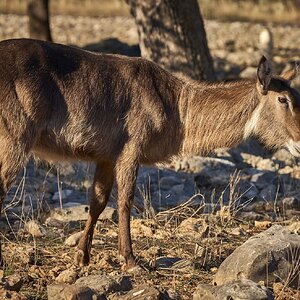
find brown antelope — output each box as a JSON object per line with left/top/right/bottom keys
{"left": 0, "top": 38, "right": 299, "bottom": 270}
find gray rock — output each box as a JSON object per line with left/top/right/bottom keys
{"left": 52, "top": 189, "right": 73, "bottom": 201}
{"left": 237, "top": 211, "right": 265, "bottom": 221}
{"left": 47, "top": 284, "right": 98, "bottom": 300}
{"left": 171, "top": 184, "right": 184, "bottom": 194}
{"left": 51, "top": 205, "right": 116, "bottom": 222}
{"left": 159, "top": 176, "right": 182, "bottom": 190}
{"left": 155, "top": 257, "right": 193, "bottom": 271}
{"left": 65, "top": 231, "right": 84, "bottom": 246}
{"left": 45, "top": 217, "right": 65, "bottom": 228}
{"left": 214, "top": 225, "right": 300, "bottom": 288}
{"left": 4, "top": 274, "right": 23, "bottom": 292}
{"left": 111, "top": 284, "right": 161, "bottom": 300}
{"left": 75, "top": 274, "right": 132, "bottom": 294}
{"left": 56, "top": 269, "right": 78, "bottom": 284}
{"left": 238, "top": 181, "right": 259, "bottom": 200}
{"left": 25, "top": 220, "right": 46, "bottom": 238}
{"left": 280, "top": 197, "right": 300, "bottom": 210}
{"left": 193, "top": 279, "right": 273, "bottom": 300}
{"left": 166, "top": 289, "right": 181, "bottom": 300}
{"left": 250, "top": 171, "right": 277, "bottom": 189}
{"left": 199, "top": 169, "right": 233, "bottom": 187}
{"left": 175, "top": 156, "right": 236, "bottom": 173}
{"left": 230, "top": 227, "right": 246, "bottom": 236}
{"left": 258, "top": 184, "right": 277, "bottom": 201}
{"left": 0, "top": 221, "right": 10, "bottom": 233}
{"left": 256, "top": 159, "right": 277, "bottom": 172}
{"left": 272, "top": 149, "right": 294, "bottom": 166}
{"left": 242, "top": 167, "right": 263, "bottom": 176}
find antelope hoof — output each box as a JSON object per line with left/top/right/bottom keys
{"left": 120, "top": 255, "right": 138, "bottom": 272}
{"left": 75, "top": 249, "right": 90, "bottom": 266}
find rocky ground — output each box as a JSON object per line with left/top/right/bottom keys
{"left": 0, "top": 13, "right": 299, "bottom": 300}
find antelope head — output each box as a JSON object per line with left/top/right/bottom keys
{"left": 249, "top": 56, "right": 300, "bottom": 155}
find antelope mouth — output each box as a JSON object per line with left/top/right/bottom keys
{"left": 286, "top": 140, "right": 300, "bottom": 157}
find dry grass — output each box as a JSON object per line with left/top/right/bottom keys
{"left": 3, "top": 210, "right": 298, "bottom": 299}
{"left": 0, "top": 166, "right": 298, "bottom": 299}
{"left": 200, "top": 0, "right": 300, "bottom": 24}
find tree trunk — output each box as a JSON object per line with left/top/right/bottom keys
{"left": 128, "top": 0, "right": 215, "bottom": 81}
{"left": 27, "top": 0, "right": 52, "bottom": 42}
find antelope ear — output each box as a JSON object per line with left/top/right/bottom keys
{"left": 281, "top": 63, "right": 300, "bottom": 83}
{"left": 257, "top": 56, "right": 272, "bottom": 95}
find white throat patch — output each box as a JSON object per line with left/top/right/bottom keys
{"left": 243, "top": 102, "right": 264, "bottom": 140}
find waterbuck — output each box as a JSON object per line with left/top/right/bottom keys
{"left": 0, "top": 38, "right": 299, "bottom": 270}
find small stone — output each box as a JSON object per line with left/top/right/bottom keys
{"left": 47, "top": 284, "right": 97, "bottom": 300}
{"left": 112, "top": 284, "right": 161, "bottom": 300}
{"left": 131, "top": 219, "right": 156, "bottom": 237}
{"left": 51, "top": 205, "right": 116, "bottom": 222}
{"left": 97, "top": 254, "right": 116, "bottom": 269}
{"left": 56, "top": 269, "right": 78, "bottom": 284}
{"left": 159, "top": 176, "right": 182, "bottom": 190}
{"left": 258, "top": 184, "right": 277, "bottom": 201}
{"left": 49, "top": 266, "right": 62, "bottom": 279}
{"left": 230, "top": 227, "right": 246, "bottom": 236}
{"left": 75, "top": 274, "right": 132, "bottom": 294}
{"left": 278, "top": 166, "right": 294, "bottom": 174}
{"left": 4, "top": 274, "right": 23, "bottom": 292}
{"left": 288, "top": 221, "right": 300, "bottom": 234}
{"left": 52, "top": 189, "right": 73, "bottom": 201}
{"left": 0, "top": 287, "right": 27, "bottom": 300}
{"left": 281, "top": 197, "right": 300, "bottom": 210}
{"left": 83, "top": 179, "right": 93, "bottom": 189}
{"left": 25, "top": 220, "right": 46, "bottom": 238}
{"left": 171, "top": 184, "right": 184, "bottom": 194}
{"left": 176, "top": 218, "right": 209, "bottom": 238}
{"left": 272, "top": 149, "right": 294, "bottom": 166}
{"left": 166, "top": 289, "right": 181, "bottom": 300}
{"left": 64, "top": 231, "right": 84, "bottom": 247}
{"left": 243, "top": 201, "right": 272, "bottom": 213}
{"left": 239, "top": 181, "right": 259, "bottom": 199}
{"left": 45, "top": 217, "right": 65, "bottom": 228}
{"left": 155, "top": 257, "right": 193, "bottom": 271}
{"left": 254, "top": 221, "right": 272, "bottom": 229}
{"left": 237, "top": 211, "right": 265, "bottom": 221}
{"left": 0, "top": 221, "right": 9, "bottom": 233}
{"left": 250, "top": 171, "right": 276, "bottom": 189}
{"left": 256, "top": 159, "right": 277, "bottom": 171}
{"left": 98, "top": 206, "right": 117, "bottom": 221}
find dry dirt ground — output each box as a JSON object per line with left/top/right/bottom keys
{"left": 0, "top": 14, "right": 299, "bottom": 300}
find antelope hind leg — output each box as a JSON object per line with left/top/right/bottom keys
{"left": 0, "top": 141, "right": 29, "bottom": 266}
{"left": 76, "top": 161, "right": 114, "bottom": 266}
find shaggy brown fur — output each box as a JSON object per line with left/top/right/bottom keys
{"left": 0, "top": 38, "right": 299, "bottom": 269}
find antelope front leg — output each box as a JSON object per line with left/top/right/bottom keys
{"left": 115, "top": 153, "right": 139, "bottom": 271}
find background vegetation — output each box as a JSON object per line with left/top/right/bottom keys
{"left": 1, "top": 0, "right": 300, "bottom": 24}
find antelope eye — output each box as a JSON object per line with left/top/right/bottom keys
{"left": 278, "top": 96, "right": 288, "bottom": 104}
